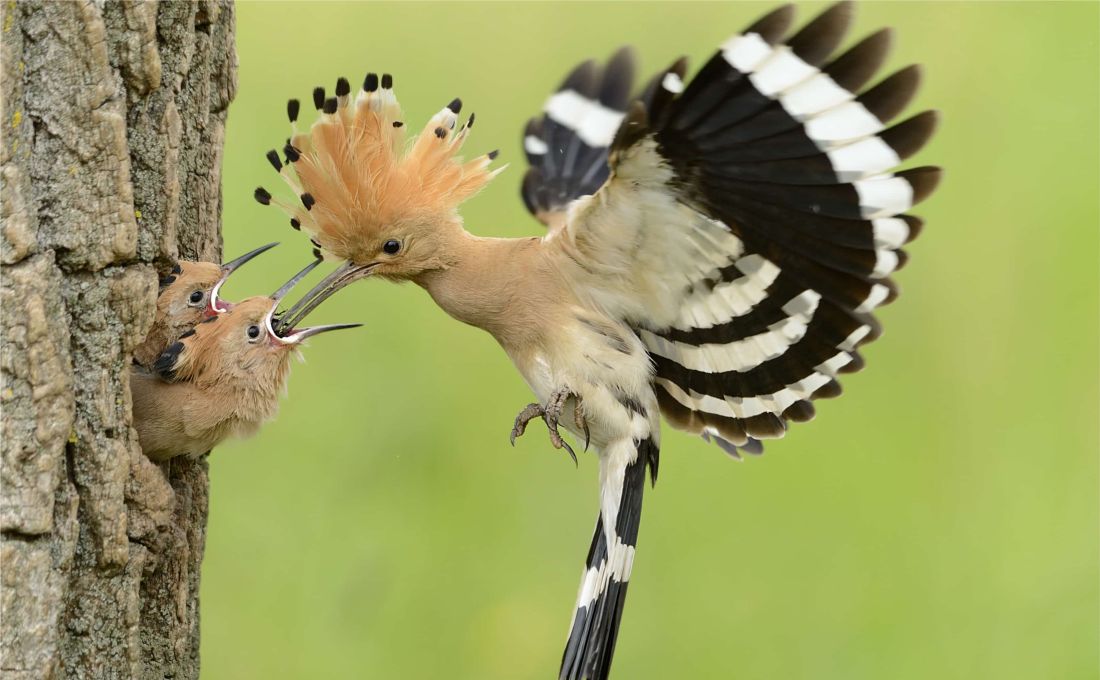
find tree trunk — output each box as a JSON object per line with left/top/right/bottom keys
{"left": 1, "top": 1, "right": 236, "bottom": 677}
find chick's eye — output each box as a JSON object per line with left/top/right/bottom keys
{"left": 382, "top": 239, "right": 401, "bottom": 255}
{"left": 189, "top": 290, "right": 204, "bottom": 304}
{"left": 246, "top": 325, "right": 261, "bottom": 340}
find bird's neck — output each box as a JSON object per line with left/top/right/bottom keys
{"left": 413, "top": 229, "right": 547, "bottom": 340}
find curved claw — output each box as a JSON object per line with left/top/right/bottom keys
{"left": 573, "top": 398, "right": 590, "bottom": 453}
{"left": 509, "top": 394, "right": 580, "bottom": 466}
{"left": 561, "top": 439, "right": 578, "bottom": 466}
{"left": 546, "top": 425, "right": 578, "bottom": 466}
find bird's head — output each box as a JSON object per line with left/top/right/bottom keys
{"left": 153, "top": 259, "right": 360, "bottom": 393}
{"left": 157, "top": 242, "right": 279, "bottom": 327}
{"left": 253, "top": 74, "right": 504, "bottom": 286}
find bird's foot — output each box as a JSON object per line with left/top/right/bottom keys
{"left": 509, "top": 387, "right": 589, "bottom": 464}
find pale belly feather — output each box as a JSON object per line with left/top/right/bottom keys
{"left": 515, "top": 306, "right": 657, "bottom": 450}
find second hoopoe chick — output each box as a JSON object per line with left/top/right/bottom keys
{"left": 256, "top": 3, "right": 940, "bottom": 678}
{"left": 133, "top": 242, "right": 278, "bottom": 368}
{"left": 130, "top": 261, "right": 360, "bottom": 462}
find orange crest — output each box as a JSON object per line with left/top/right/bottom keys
{"left": 256, "top": 75, "right": 504, "bottom": 263}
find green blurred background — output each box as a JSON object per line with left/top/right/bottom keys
{"left": 204, "top": 2, "right": 1099, "bottom": 678}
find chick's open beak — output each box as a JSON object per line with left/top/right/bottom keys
{"left": 280, "top": 323, "right": 363, "bottom": 343}
{"left": 209, "top": 242, "right": 280, "bottom": 315}
{"left": 263, "top": 258, "right": 362, "bottom": 345}
{"left": 274, "top": 260, "right": 377, "bottom": 335}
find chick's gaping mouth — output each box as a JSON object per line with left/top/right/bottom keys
{"left": 262, "top": 259, "right": 364, "bottom": 345}
{"left": 271, "top": 260, "right": 377, "bottom": 336}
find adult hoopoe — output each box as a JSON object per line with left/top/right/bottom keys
{"left": 130, "top": 260, "right": 360, "bottom": 461}
{"left": 254, "top": 3, "right": 940, "bottom": 678}
{"left": 133, "top": 242, "right": 279, "bottom": 368}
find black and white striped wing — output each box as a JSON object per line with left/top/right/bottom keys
{"left": 557, "top": 2, "right": 941, "bottom": 453}
{"left": 521, "top": 49, "right": 636, "bottom": 230}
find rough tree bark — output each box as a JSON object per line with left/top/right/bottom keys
{"left": 1, "top": 1, "right": 236, "bottom": 677}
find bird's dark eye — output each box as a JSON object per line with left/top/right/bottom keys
{"left": 189, "top": 290, "right": 204, "bottom": 305}
{"left": 382, "top": 239, "right": 401, "bottom": 255}
{"left": 247, "top": 325, "right": 261, "bottom": 339}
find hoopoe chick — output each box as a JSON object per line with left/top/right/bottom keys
{"left": 257, "top": 4, "right": 940, "bottom": 678}
{"left": 133, "top": 242, "right": 278, "bottom": 368}
{"left": 130, "top": 261, "right": 360, "bottom": 461}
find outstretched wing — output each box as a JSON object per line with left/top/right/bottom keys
{"left": 551, "top": 1, "right": 941, "bottom": 451}
{"left": 521, "top": 49, "right": 637, "bottom": 231}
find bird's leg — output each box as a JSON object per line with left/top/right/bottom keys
{"left": 542, "top": 389, "right": 576, "bottom": 463}
{"left": 509, "top": 387, "right": 580, "bottom": 464}
{"left": 573, "top": 395, "right": 590, "bottom": 452}
{"left": 509, "top": 403, "right": 544, "bottom": 443}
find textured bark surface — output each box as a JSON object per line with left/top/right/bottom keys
{"left": 1, "top": 1, "right": 236, "bottom": 677}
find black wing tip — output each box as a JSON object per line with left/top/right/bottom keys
{"left": 882, "top": 110, "right": 940, "bottom": 160}
{"left": 862, "top": 26, "right": 895, "bottom": 54}
{"left": 782, "top": 400, "right": 816, "bottom": 423}
{"left": 742, "top": 412, "right": 788, "bottom": 440}
{"left": 902, "top": 215, "right": 924, "bottom": 244}
{"left": 745, "top": 3, "right": 798, "bottom": 44}
{"left": 738, "top": 436, "right": 766, "bottom": 455}
{"left": 598, "top": 46, "right": 638, "bottom": 109}
{"left": 812, "top": 379, "right": 843, "bottom": 400}
{"left": 560, "top": 59, "right": 601, "bottom": 95}
{"left": 900, "top": 166, "right": 943, "bottom": 205}
{"left": 788, "top": 0, "right": 855, "bottom": 64}
{"left": 821, "top": 0, "right": 856, "bottom": 26}
{"left": 524, "top": 116, "right": 543, "bottom": 138}
{"left": 861, "top": 64, "right": 923, "bottom": 123}
{"left": 609, "top": 44, "right": 638, "bottom": 61}
{"left": 824, "top": 27, "right": 894, "bottom": 92}
{"left": 669, "top": 56, "right": 690, "bottom": 79}
{"left": 894, "top": 248, "right": 910, "bottom": 271}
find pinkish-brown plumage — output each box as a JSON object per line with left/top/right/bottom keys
{"left": 133, "top": 261, "right": 223, "bottom": 369}
{"left": 133, "top": 243, "right": 278, "bottom": 368}
{"left": 131, "top": 264, "right": 359, "bottom": 462}
{"left": 254, "top": 7, "right": 942, "bottom": 675}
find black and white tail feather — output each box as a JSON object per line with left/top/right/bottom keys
{"left": 561, "top": 432, "right": 655, "bottom": 680}
{"left": 523, "top": 3, "right": 939, "bottom": 679}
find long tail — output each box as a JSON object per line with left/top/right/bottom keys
{"left": 560, "top": 435, "right": 657, "bottom": 680}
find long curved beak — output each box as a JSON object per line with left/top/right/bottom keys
{"left": 270, "top": 257, "right": 322, "bottom": 304}
{"left": 264, "top": 259, "right": 362, "bottom": 345}
{"left": 209, "top": 242, "right": 280, "bottom": 314}
{"left": 274, "top": 260, "right": 377, "bottom": 335}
